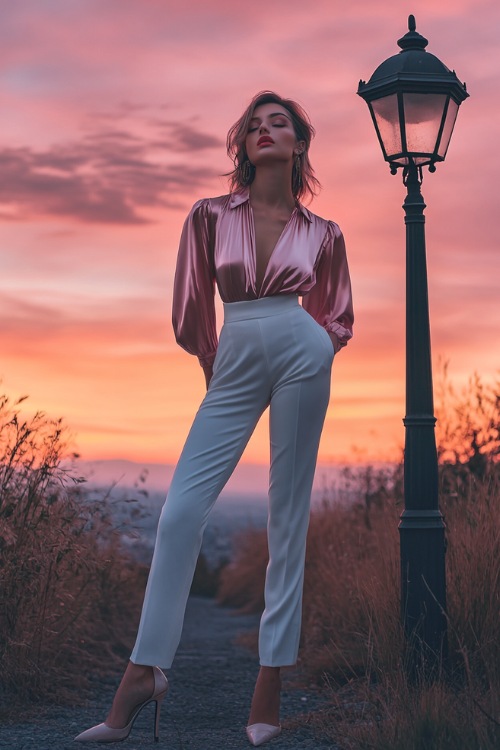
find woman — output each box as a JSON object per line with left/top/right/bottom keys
{"left": 75, "top": 90, "right": 353, "bottom": 747}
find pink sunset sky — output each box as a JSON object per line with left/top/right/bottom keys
{"left": 1, "top": 0, "right": 498, "bottom": 466}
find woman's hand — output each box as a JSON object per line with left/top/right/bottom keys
{"left": 203, "top": 365, "right": 213, "bottom": 390}
{"left": 328, "top": 331, "right": 340, "bottom": 354}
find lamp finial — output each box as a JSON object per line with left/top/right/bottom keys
{"left": 398, "top": 15, "right": 428, "bottom": 51}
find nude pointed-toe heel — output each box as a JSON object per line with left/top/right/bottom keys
{"left": 246, "top": 722, "right": 282, "bottom": 747}
{"left": 74, "top": 666, "right": 168, "bottom": 743}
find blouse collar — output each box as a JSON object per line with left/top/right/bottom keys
{"left": 229, "top": 188, "right": 313, "bottom": 223}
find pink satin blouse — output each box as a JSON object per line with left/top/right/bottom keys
{"left": 172, "top": 188, "right": 354, "bottom": 368}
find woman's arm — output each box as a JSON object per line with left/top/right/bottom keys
{"left": 172, "top": 199, "right": 218, "bottom": 376}
{"left": 302, "top": 222, "right": 354, "bottom": 353}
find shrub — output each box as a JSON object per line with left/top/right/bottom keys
{"left": 217, "top": 527, "right": 269, "bottom": 612}
{"left": 0, "top": 395, "right": 144, "bottom": 709}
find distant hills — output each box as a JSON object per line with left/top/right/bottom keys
{"left": 71, "top": 458, "right": 348, "bottom": 498}
{"left": 73, "top": 458, "right": 271, "bottom": 496}
{"left": 68, "top": 458, "right": 393, "bottom": 567}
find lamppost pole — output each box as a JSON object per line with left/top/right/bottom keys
{"left": 357, "top": 15, "right": 468, "bottom": 678}
{"left": 400, "top": 161, "right": 447, "bottom": 675}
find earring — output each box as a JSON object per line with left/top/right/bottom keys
{"left": 241, "top": 159, "right": 254, "bottom": 183}
{"left": 293, "top": 153, "right": 302, "bottom": 192}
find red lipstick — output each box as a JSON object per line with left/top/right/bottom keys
{"left": 257, "top": 136, "right": 274, "bottom": 146}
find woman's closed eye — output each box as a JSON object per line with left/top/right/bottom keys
{"left": 248, "top": 118, "right": 288, "bottom": 133}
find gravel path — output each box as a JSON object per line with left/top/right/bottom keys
{"left": 1, "top": 597, "right": 339, "bottom": 749}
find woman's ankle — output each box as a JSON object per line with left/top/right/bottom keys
{"left": 106, "top": 664, "right": 155, "bottom": 728}
{"left": 259, "top": 665, "right": 281, "bottom": 677}
{"left": 248, "top": 666, "right": 281, "bottom": 726}
{"left": 124, "top": 662, "right": 154, "bottom": 680}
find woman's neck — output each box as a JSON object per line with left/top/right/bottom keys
{"left": 249, "top": 163, "right": 296, "bottom": 212}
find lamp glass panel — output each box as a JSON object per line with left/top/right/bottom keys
{"left": 403, "top": 93, "right": 447, "bottom": 156}
{"left": 371, "top": 94, "right": 402, "bottom": 158}
{"left": 437, "top": 98, "right": 459, "bottom": 158}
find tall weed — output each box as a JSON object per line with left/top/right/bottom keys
{"left": 0, "top": 395, "right": 144, "bottom": 708}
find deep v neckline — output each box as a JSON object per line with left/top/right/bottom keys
{"left": 250, "top": 203, "right": 297, "bottom": 296}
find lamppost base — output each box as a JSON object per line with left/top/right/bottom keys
{"left": 399, "top": 514, "right": 448, "bottom": 681}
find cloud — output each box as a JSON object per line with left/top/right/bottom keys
{"left": 152, "top": 121, "right": 223, "bottom": 152}
{"left": 0, "top": 290, "right": 170, "bottom": 347}
{"left": 0, "top": 116, "right": 223, "bottom": 224}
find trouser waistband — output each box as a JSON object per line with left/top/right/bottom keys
{"left": 223, "top": 295, "right": 299, "bottom": 322}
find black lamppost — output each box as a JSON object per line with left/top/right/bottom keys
{"left": 357, "top": 15, "right": 469, "bottom": 678}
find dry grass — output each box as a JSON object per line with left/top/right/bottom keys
{"left": 0, "top": 395, "right": 145, "bottom": 710}
{"left": 319, "top": 675, "right": 499, "bottom": 750}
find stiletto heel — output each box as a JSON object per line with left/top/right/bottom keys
{"left": 153, "top": 692, "right": 164, "bottom": 742}
{"left": 74, "top": 666, "right": 168, "bottom": 743}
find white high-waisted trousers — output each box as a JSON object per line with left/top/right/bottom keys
{"left": 130, "top": 294, "right": 334, "bottom": 668}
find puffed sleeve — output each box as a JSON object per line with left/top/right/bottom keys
{"left": 172, "top": 199, "right": 218, "bottom": 368}
{"left": 302, "top": 221, "right": 354, "bottom": 350}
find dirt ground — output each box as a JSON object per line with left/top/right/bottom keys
{"left": 1, "top": 596, "right": 340, "bottom": 749}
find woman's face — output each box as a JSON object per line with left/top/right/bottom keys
{"left": 245, "top": 102, "right": 304, "bottom": 167}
